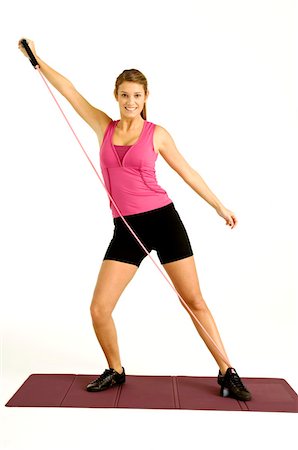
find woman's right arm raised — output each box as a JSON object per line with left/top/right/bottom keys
{"left": 18, "top": 38, "right": 112, "bottom": 139}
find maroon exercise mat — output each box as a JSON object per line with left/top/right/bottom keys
{"left": 5, "top": 373, "right": 298, "bottom": 413}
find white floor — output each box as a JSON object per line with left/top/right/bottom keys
{"left": 1, "top": 371, "right": 297, "bottom": 450}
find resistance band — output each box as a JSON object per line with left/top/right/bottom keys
{"left": 20, "top": 39, "right": 231, "bottom": 369}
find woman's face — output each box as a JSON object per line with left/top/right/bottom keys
{"left": 116, "top": 81, "right": 148, "bottom": 118}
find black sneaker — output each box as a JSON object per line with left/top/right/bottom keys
{"left": 218, "top": 367, "right": 252, "bottom": 401}
{"left": 86, "top": 367, "right": 126, "bottom": 392}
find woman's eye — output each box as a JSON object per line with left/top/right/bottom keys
{"left": 121, "top": 94, "right": 141, "bottom": 97}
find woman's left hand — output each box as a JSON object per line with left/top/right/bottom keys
{"left": 215, "top": 205, "right": 238, "bottom": 229}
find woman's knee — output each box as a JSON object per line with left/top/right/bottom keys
{"left": 90, "top": 301, "right": 112, "bottom": 323}
{"left": 90, "top": 289, "right": 114, "bottom": 322}
{"left": 180, "top": 293, "right": 208, "bottom": 312}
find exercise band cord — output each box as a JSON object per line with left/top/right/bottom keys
{"left": 20, "top": 39, "right": 232, "bottom": 369}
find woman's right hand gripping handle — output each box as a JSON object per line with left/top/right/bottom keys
{"left": 17, "top": 37, "right": 73, "bottom": 94}
{"left": 18, "top": 38, "right": 37, "bottom": 60}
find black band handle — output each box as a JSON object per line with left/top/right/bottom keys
{"left": 21, "top": 39, "right": 39, "bottom": 68}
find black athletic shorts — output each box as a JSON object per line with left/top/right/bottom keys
{"left": 103, "top": 202, "right": 194, "bottom": 267}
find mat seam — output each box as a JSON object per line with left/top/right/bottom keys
{"left": 114, "top": 383, "right": 123, "bottom": 407}
{"left": 171, "top": 377, "right": 177, "bottom": 408}
{"left": 243, "top": 400, "right": 250, "bottom": 410}
{"left": 238, "top": 400, "right": 249, "bottom": 411}
{"left": 59, "top": 375, "right": 77, "bottom": 407}
{"left": 172, "top": 376, "right": 181, "bottom": 409}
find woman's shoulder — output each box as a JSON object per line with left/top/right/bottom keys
{"left": 151, "top": 123, "right": 168, "bottom": 140}
{"left": 149, "top": 121, "right": 164, "bottom": 132}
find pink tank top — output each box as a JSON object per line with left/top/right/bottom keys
{"left": 99, "top": 119, "right": 173, "bottom": 218}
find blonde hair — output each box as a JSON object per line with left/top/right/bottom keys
{"left": 114, "top": 69, "right": 148, "bottom": 120}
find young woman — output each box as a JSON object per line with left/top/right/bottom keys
{"left": 18, "top": 38, "right": 251, "bottom": 401}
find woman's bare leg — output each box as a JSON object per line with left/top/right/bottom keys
{"left": 90, "top": 259, "right": 139, "bottom": 373}
{"left": 162, "top": 256, "right": 231, "bottom": 375}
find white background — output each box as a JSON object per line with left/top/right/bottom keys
{"left": 1, "top": 0, "right": 297, "bottom": 449}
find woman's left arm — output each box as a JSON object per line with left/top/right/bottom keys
{"left": 157, "top": 126, "right": 238, "bottom": 229}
